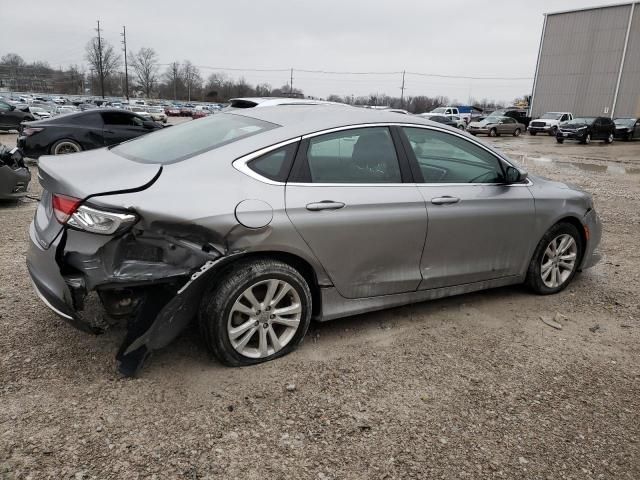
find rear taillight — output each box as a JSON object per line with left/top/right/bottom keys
{"left": 52, "top": 193, "right": 137, "bottom": 234}
{"left": 22, "top": 127, "right": 44, "bottom": 137}
{"left": 52, "top": 194, "right": 81, "bottom": 224}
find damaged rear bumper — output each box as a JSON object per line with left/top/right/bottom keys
{"left": 26, "top": 219, "right": 223, "bottom": 375}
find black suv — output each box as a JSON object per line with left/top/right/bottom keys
{"left": 0, "top": 100, "right": 35, "bottom": 131}
{"left": 556, "top": 117, "right": 615, "bottom": 144}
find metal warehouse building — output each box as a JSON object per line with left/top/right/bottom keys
{"left": 530, "top": 2, "right": 639, "bottom": 118}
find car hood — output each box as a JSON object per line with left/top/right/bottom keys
{"left": 468, "top": 121, "right": 492, "bottom": 127}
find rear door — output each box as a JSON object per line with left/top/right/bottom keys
{"left": 285, "top": 126, "right": 427, "bottom": 298}
{"left": 500, "top": 117, "right": 516, "bottom": 134}
{"left": 399, "top": 126, "right": 535, "bottom": 289}
{"left": 101, "top": 111, "right": 148, "bottom": 145}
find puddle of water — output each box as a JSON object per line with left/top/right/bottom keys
{"left": 507, "top": 153, "right": 640, "bottom": 177}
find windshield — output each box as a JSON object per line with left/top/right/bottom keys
{"left": 148, "top": 107, "right": 163, "bottom": 113}
{"left": 430, "top": 107, "right": 446, "bottom": 113}
{"left": 566, "top": 117, "right": 595, "bottom": 125}
{"left": 541, "top": 113, "right": 563, "bottom": 120}
{"left": 113, "top": 113, "right": 279, "bottom": 164}
{"left": 614, "top": 118, "right": 635, "bottom": 127}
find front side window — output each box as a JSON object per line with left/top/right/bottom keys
{"left": 0, "top": 101, "right": 11, "bottom": 111}
{"left": 113, "top": 113, "right": 278, "bottom": 164}
{"left": 306, "top": 127, "right": 401, "bottom": 183}
{"left": 503, "top": 117, "right": 516, "bottom": 124}
{"left": 403, "top": 127, "right": 505, "bottom": 184}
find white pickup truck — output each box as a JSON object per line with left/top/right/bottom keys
{"left": 528, "top": 112, "right": 573, "bottom": 136}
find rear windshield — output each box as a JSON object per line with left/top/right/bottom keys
{"left": 112, "top": 113, "right": 279, "bottom": 164}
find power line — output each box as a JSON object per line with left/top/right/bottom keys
{"left": 121, "top": 26, "right": 129, "bottom": 101}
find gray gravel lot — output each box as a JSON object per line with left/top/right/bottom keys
{"left": 1, "top": 124, "right": 639, "bottom": 479}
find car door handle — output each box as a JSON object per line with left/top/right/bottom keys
{"left": 306, "top": 201, "right": 346, "bottom": 211}
{"left": 431, "top": 196, "right": 460, "bottom": 205}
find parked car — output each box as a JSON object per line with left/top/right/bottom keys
{"left": 529, "top": 112, "right": 573, "bottom": 136}
{"left": 490, "top": 108, "right": 531, "bottom": 128}
{"left": 192, "top": 108, "right": 209, "bottom": 119}
{"left": 613, "top": 117, "right": 640, "bottom": 141}
{"left": 166, "top": 105, "right": 182, "bottom": 116}
{"left": 467, "top": 116, "right": 525, "bottom": 137}
{"left": 128, "top": 106, "right": 152, "bottom": 119}
{"left": 18, "top": 109, "right": 163, "bottom": 158}
{"left": 426, "top": 115, "right": 459, "bottom": 128}
{"left": 147, "top": 106, "right": 168, "bottom": 123}
{"left": 0, "top": 100, "right": 35, "bottom": 131}
{"left": 556, "top": 117, "right": 615, "bottom": 144}
{"left": 25, "top": 106, "right": 601, "bottom": 375}
{"left": 180, "top": 105, "right": 195, "bottom": 116}
{"left": 54, "top": 105, "right": 78, "bottom": 116}
{"left": 449, "top": 115, "right": 467, "bottom": 130}
{"left": 0, "top": 145, "right": 30, "bottom": 200}
{"left": 423, "top": 105, "right": 483, "bottom": 124}
{"left": 26, "top": 106, "right": 52, "bottom": 120}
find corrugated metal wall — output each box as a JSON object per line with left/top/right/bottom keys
{"left": 616, "top": 5, "right": 640, "bottom": 116}
{"left": 532, "top": 3, "right": 638, "bottom": 118}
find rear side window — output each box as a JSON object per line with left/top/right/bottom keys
{"left": 102, "top": 112, "right": 141, "bottom": 126}
{"left": 113, "top": 113, "right": 279, "bottom": 164}
{"left": 248, "top": 143, "right": 298, "bottom": 182}
{"left": 69, "top": 112, "right": 103, "bottom": 128}
{"left": 306, "top": 127, "right": 401, "bottom": 183}
{"left": 403, "top": 127, "right": 504, "bottom": 184}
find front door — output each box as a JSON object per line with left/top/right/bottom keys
{"left": 285, "top": 126, "right": 427, "bottom": 299}
{"left": 101, "top": 111, "right": 148, "bottom": 145}
{"left": 399, "top": 126, "right": 536, "bottom": 290}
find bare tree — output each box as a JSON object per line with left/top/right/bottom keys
{"left": 181, "top": 61, "right": 202, "bottom": 101}
{"left": 163, "top": 61, "right": 182, "bottom": 100}
{"left": 130, "top": 47, "right": 159, "bottom": 98}
{"left": 85, "top": 38, "right": 121, "bottom": 96}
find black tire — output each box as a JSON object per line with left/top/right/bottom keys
{"left": 604, "top": 133, "right": 614, "bottom": 144}
{"left": 529, "top": 131, "right": 537, "bottom": 136}
{"left": 581, "top": 133, "right": 591, "bottom": 145}
{"left": 556, "top": 138, "right": 564, "bottom": 144}
{"left": 548, "top": 126, "right": 557, "bottom": 136}
{"left": 513, "top": 128, "right": 521, "bottom": 137}
{"left": 199, "top": 258, "right": 312, "bottom": 367}
{"left": 489, "top": 128, "right": 498, "bottom": 137}
{"left": 51, "top": 139, "right": 82, "bottom": 155}
{"left": 525, "top": 222, "right": 583, "bottom": 295}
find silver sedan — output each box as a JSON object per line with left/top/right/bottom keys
{"left": 26, "top": 106, "right": 601, "bottom": 375}
{"left": 467, "top": 115, "right": 525, "bottom": 137}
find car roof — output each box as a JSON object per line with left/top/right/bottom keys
{"left": 229, "top": 97, "right": 346, "bottom": 108}
{"left": 229, "top": 105, "right": 442, "bottom": 137}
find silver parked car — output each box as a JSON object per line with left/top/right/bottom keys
{"left": 467, "top": 115, "right": 525, "bottom": 137}
{"left": 27, "top": 106, "right": 601, "bottom": 375}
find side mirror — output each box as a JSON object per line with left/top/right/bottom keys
{"left": 505, "top": 165, "right": 527, "bottom": 184}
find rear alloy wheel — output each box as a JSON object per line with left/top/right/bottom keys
{"left": 513, "top": 128, "right": 521, "bottom": 137}
{"left": 489, "top": 128, "right": 498, "bottom": 137}
{"left": 583, "top": 133, "right": 591, "bottom": 145}
{"left": 199, "top": 259, "right": 312, "bottom": 366}
{"left": 458, "top": 124, "right": 466, "bottom": 131}
{"left": 51, "top": 139, "right": 82, "bottom": 155}
{"left": 605, "top": 133, "right": 614, "bottom": 144}
{"left": 526, "top": 222, "right": 582, "bottom": 294}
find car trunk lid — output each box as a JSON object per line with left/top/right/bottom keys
{"left": 34, "top": 147, "right": 161, "bottom": 249}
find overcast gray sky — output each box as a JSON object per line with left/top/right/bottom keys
{"left": 0, "top": 0, "right": 625, "bottom": 102}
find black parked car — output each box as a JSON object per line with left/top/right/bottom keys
{"left": 490, "top": 108, "right": 531, "bottom": 128}
{"left": 18, "top": 109, "right": 163, "bottom": 158}
{"left": 428, "top": 115, "right": 459, "bottom": 128}
{"left": 556, "top": 117, "right": 615, "bottom": 144}
{"left": 0, "top": 100, "right": 35, "bottom": 131}
{"left": 614, "top": 117, "right": 640, "bottom": 141}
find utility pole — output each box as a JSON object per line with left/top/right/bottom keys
{"left": 400, "top": 70, "right": 406, "bottom": 108}
{"left": 121, "top": 25, "right": 129, "bottom": 101}
{"left": 96, "top": 20, "right": 105, "bottom": 98}
{"left": 290, "top": 68, "right": 293, "bottom": 96}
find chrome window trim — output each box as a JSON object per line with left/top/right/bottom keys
{"left": 233, "top": 123, "right": 534, "bottom": 187}
{"left": 232, "top": 137, "right": 302, "bottom": 186}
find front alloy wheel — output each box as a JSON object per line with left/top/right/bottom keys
{"left": 540, "top": 234, "right": 578, "bottom": 289}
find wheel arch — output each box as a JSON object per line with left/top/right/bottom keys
{"left": 547, "top": 215, "right": 587, "bottom": 259}
{"left": 199, "top": 250, "right": 324, "bottom": 318}
{"left": 49, "top": 137, "right": 82, "bottom": 155}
